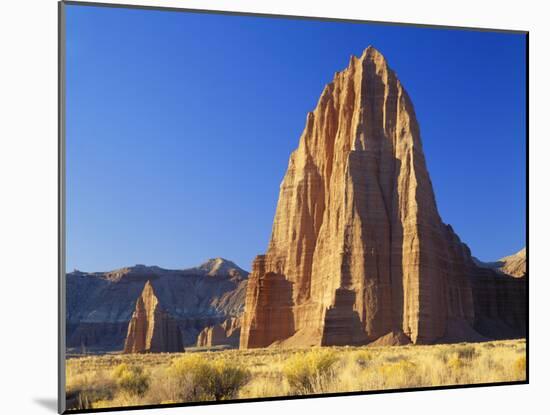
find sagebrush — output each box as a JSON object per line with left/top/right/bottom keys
{"left": 66, "top": 339, "right": 526, "bottom": 410}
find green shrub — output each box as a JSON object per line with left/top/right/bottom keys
{"left": 168, "top": 355, "right": 214, "bottom": 401}
{"left": 167, "top": 355, "right": 250, "bottom": 402}
{"left": 283, "top": 349, "right": 338, "bottom": 394}
{"left": 210, "top": 359, "right": 251, "bottom": 400}
{"left": 111, "top": 364, "right": 150, "bottom": 397}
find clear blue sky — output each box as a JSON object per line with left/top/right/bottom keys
{"left": 65, "top": 4, "right": 526, "bottom": 272}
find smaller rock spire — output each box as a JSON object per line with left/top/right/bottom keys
{"left": 123, "top": 280, "right": 183, "bottom": 353}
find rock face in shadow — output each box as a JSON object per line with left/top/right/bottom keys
{"left": 196, "top": 317, "right": 241, "bottom": 348}
{"left": 469, "top": 267, "right": 527, "bottom": 339}
{"left": 321, "top": 288, "right": 368, "bottom": 346}
{"left": 240, "top": 46, "right": 526, "bottom": 348}
{"left": 66, "top": 258, "right": 248, "bottom": 353}
{"left": 123, "top": 281, "right": 183, "bottom": 353}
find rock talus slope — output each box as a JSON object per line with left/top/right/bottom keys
{"left": 240, "top": 46, "right": 525, "bottom": 348}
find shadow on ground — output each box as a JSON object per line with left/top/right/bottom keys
{"left": 34, "top": 398, "right": 57, "bottom": 413}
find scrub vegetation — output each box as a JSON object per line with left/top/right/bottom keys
{"left": 66, "top": 338, "right": 526, "bottom": 410}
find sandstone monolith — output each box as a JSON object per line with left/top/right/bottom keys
{"left": 240, "top": 46, "right": 525, "bottom": 348}
{"left": 123, "top": 280, "right": 183, "bottom": 353}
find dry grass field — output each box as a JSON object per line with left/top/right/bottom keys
{"left": 66, "top": 339, "right": 526, "bottom": 410}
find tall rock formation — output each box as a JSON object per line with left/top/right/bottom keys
{"left": 240, "top": 46, "right": 525, "bottom": 348}
{"left": 123, "top": 281, "right": 183, "bottom": 353}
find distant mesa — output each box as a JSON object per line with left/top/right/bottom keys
{"left": 123, "top": 280, "right": 183, "bottom": 353}
{"left": 474, "top": 248, "right": 526, "bottom": 278}
{"left": 101, "top": 264, "right": 167, "bottom": 283}
{"left": 239, "top": 46, "right": 526, "bottom": 349}
{"left": 499, "top": 248, "right": 527, "bottom": 277}
{"left": 66, "top": 258, "right": 248, "bottom": 354}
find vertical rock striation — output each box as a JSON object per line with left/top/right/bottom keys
{"left": 123, "top": 281, "right": 183, "bottom": 353}
{"left": 240, "top": 46, "right": 525, "bottom": 348}
{"left": 469, "top": 267, "right": 526, "bottom": 339}
{"left": 196, "top": 317, "right": 241, "bottom": 347}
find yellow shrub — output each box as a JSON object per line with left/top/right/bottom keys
{"left": 168, "top": 355, "right": 215, "bottom": 402}
{"left": 167, "top": 355, "right": 250, "bottom": 401}
{"left": 65, "top": 339, "right": 527, "bottom": 408}
{"left": 111, "top": 364, "right": 150, "bottom": 397}
{"left": 447, "top": 355, "right": 464, "bottom": 371}
{"left": 378, "top": 360, "right": 418, "bottom": 387}
{"left": 283, "top": 349, "right": 338, "bottom": 394}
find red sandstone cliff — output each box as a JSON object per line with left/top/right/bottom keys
{"left": 240, "top": 46, "right": 525, "bottom": 348}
